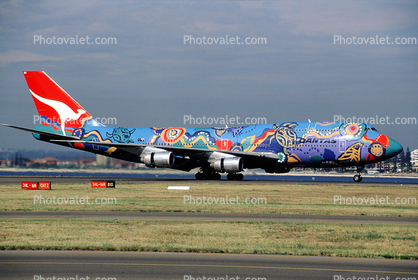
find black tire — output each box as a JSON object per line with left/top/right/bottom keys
{"left": 353, "top": 175, "right": 362, "bottom": 182}
{"left": 227, "top": 173, "right": 235, "bottom": 180}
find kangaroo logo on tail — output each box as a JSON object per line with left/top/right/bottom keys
{"left": 23, "top": 71, "right": 100, "bottom": 135}
{"left": 30, "top": 90, "right": 86, "bottom": 135}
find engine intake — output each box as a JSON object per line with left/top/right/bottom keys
{"left": 144, "top": 152, "right": 175, "bottom": 168}
{"left": 211, "top": 157, "right": 243, "bottom": 173}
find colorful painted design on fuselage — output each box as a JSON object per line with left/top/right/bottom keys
{"left": 62, "top": 121, "right": 398, "bottom": 168}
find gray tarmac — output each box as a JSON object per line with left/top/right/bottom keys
{"left": 1, "top": 251, "right": 417, "bottom": 280}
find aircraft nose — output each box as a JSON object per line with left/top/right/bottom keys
{"left": 387, "top": 138, "right": 403, "bottom": 157}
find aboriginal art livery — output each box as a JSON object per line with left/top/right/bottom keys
{"left": 5, "top": 71, "right": 403, "bottom": 182}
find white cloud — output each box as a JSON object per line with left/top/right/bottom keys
{"left": 0, "top": 50, "right": 64, "bottom": 67}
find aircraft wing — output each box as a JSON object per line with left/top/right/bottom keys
{"left": 55, "top": 139, "right": 279, "bottom": 158}
{"left": 53, "top": 139, "right": 281, "bottom": 171}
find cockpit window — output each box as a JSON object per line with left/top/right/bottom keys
{"left": 367, "top": 127, "right": 377, "bottom": 131}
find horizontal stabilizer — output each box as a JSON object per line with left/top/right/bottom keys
{"left": 2, "top": 124, "right": 81, "bottom": 140}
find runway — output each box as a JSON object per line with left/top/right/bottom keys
{"left": 1, "top": 175, "right": 416, "bottom": 187}
{"left": 1, "top": 211, "right": 417, "bottom": 225}
{"left": 1, "top": 251, "right": 417, "bottom": 280}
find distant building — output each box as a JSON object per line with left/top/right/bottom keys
{"left": 411, "top": 149, "right": 418, "bottom": 171}
{"left": 27, "top": 157, "right": 59, "bottom": 167}
{"left": 0, "top": 159, "right": 12, "bottom": 167}
{"left": 96, "top": 154, "right": 110, "bottom": 167}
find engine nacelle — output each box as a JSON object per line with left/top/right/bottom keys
{"left": 211, "top": 157, "right": 243, "bottom": 173}
{"left": 144, "top": 152, "right": 175, "bottom": 168}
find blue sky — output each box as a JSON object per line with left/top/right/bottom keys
{"left": 0, "top": 1, "right": 417, "bottom": 152}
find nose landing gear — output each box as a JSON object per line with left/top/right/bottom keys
{"left": 353, "top": 174, "right": 362, "bottom": 182}
{"left": 353, "top": 166, "right": 364, "bottom": 182}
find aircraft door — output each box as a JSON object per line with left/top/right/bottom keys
{"left": 339, "top": 139, "right": 346, "bottom": 153}
{"left": 220, "top": 138, "right": 229, "bottom": 151}
{"left": 307, "top": 121, "right": 316, "bottom": 134}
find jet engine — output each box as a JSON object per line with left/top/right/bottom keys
{"left": 211, "top": 157, "right": 243, "bottom": 173}
{"left": 144, "top": 151, "right": 175, "bottom": 168}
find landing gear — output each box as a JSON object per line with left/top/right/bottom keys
{"left": 227, "top": 173, "right": 244, "bottom": 181}
{"left": 353, "top": 166, "right": 364, "bottom": 182}
{"left": 195, "top": 172, "right": 205, "bottom": 180}
{"left": 353, "top": 174, "right": 362, "bottom": 182}
{"left": 194, "top": 169, "right": 243, "bottom": 180}
{"left": 195, "top": 169, "right": 221, "bottom": 180}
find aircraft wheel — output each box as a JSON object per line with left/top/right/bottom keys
{"left": 213, "top": 173, "right": 221, "bottom": 180}
{"left": 353, "top": 174, "right": 362, "bottom": 182}
{"left": 195, "top": 173, "right": 204, "bottom": 180}
{"left": 227, "top": 173, "right": 244, "bottom": 180}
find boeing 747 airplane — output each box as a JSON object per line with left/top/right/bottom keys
{"left": 4, "top": 71, "right": 404, "bottom": 182}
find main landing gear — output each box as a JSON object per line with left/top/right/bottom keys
{"left": 353, "top": 166, "right": 364, "bottom": 182}
{"left": 195, "top": 170, "right": 221, "bottom": 180}
{"left": 195, "top": 169, "right": 244, "bottom": 180}
{"left": 227, "top": 173, "right": 244, "bottom": 181}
